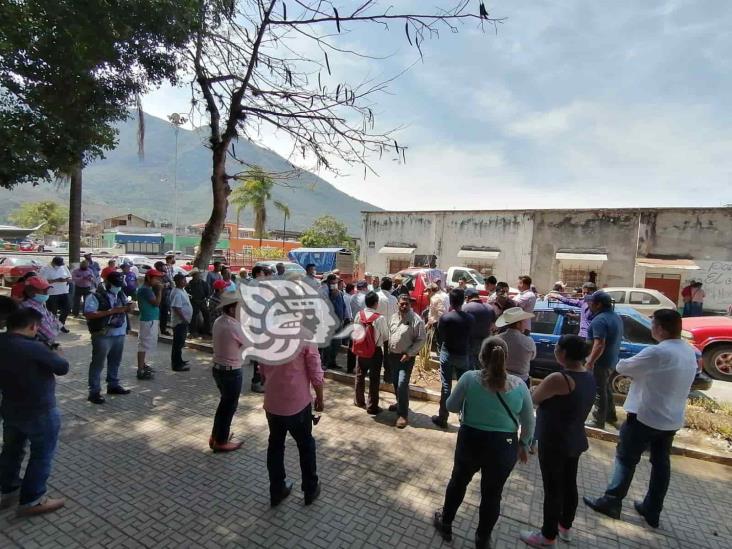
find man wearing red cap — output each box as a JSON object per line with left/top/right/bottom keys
{"left": 18, "top": 277, "right": 61, "bottom": 348}
{"left": 208, "top": 279, "right": 229, "bottom": 324}
{"left": 135, "top": 269, "right": 165, "bottom": 381}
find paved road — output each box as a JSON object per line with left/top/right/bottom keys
{"left": 1, "top": 321, "right": 731, "bottom": 548}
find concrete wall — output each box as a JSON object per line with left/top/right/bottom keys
{"left": 638, "top": 208, "right": 732, "bottom": 261}
{"left": 529, "top": 210, "right": 640, "bottom": 292}
{"left": 361, "top": 211, "right": 533, "bottom": 280}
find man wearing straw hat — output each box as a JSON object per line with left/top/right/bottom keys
{"left": 496, "top": 307, "right": 537, "bottom": 387}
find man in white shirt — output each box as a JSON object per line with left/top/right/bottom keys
{"left": 350, "top": 280, "right": 368, "bottom": 318}
{"left": 39, "top": 257, "right": 72, "bottom": 333}
{"left": 584, "top": 309, "right": 697, "bottom": 529}
{"left": 169, "top": 273, "right": 193, "bottom": 372}
{"left": 376, "top": 277, "right": 398, "bottom": 382}
{"left": 514, "top": 275, "right": 537, "bottom": 333}
{"left": 353, "top": 291, "right": 389, "bottom": 414}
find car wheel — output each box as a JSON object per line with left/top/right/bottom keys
{"left": 702, "top": 344, "right": 732, "bottom": 382}
{"left": 610, "top": 372, "right": 632, "bottom": 395}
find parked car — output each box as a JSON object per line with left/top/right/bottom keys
{"left": 18, "top": 241, "right": 39, "bottom": 252}
{"left": 0, "top": 257, "right": 44, "bottom": 285}
{"left": 529, "top": 299, "right": 713, "bottom": 394}
{"left": 254, "top": 260, "right": 306, "bottom": 276}
{"left": 682, "top": 316, "right": 732, "bottom": 382}
{"left": 602, "top": 287, "right": 676, "bottom": 316}
{"left": 45, "top": 241, "right": 69, "bottom": 254}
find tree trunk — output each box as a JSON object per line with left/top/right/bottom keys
{"left": 68, "top": 164, "right": 83, "bottom": 266}
{"left": 195, "top": 142, "right": 230, "bottom": 269}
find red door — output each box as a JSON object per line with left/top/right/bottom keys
{"left": 644, "top": 274, "right": 681, "bottom": 304}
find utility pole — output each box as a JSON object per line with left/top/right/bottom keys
{"left": 168, "top": 113, "right": 187, "bottom": 253}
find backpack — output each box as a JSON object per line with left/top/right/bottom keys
{"left": 352, "top": 310, "right": 381, "bottom": 359}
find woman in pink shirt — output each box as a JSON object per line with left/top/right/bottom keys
{"left": 259, "top": 343, "right": 325, "bottom": 507}
{"left": 209, "top": 293, "right": 246, "bottom": 453}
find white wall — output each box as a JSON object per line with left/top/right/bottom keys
{"left": 696, "top": 260, "right": 732, "bottom": 312}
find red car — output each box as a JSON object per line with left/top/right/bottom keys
{"left": 683, "top": 316, "right": 732, "bottom": 382}
{"left": 0, "top": 257, "right": 44, "bottom": 285}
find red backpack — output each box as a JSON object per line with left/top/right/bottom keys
{"left": 352, "top": 310, "right": 381, "bottom": 358}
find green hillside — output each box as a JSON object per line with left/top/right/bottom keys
{"left": 0, "top": 113, "right": 377, "bottom": 233}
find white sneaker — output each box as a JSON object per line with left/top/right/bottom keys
{"left": 558, "top": 526, "right": 572, "bottom": 543}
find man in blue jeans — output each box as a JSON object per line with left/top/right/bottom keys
{"left": 84, "top": 271, "right": 132, "bottom": 404}
{"left": 432, "top": 289, "right": 474, "bottom": 428}
{"left": 584, "top": 309, "right": 697, "bottom": 528}
{"left": 386, "top": 294, "right": 427, "bottom": 429}
{"left": 0, "top": 308, "right": 69, "bottom": 516}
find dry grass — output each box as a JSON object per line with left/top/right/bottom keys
{"left": 685, "top": 398, "right": 732, "bottom": 443}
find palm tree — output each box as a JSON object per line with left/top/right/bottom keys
{"left": 229, "top": 166, "right": 288, "bottom": 249}
{"left": 274, "top": 201, "right": 290, "bottom": 250}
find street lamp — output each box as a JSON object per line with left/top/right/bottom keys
{"left": 168, "top": 112, "right": 188, "bottom": 252}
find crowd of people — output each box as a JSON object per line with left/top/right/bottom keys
{"left": 0, "top": 259, "right": 701, "bottom": 549}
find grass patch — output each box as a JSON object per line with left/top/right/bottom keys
{"left": 685, "top": 398, "right": 732, "bottom": 443}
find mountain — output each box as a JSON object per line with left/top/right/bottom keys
{"left": 0, "top": 113, "right": 378, "bottom": 234}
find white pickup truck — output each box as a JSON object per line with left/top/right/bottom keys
{"left": 445, "top": 266, "right": 488, "bottom": 289}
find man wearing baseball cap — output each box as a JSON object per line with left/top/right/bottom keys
{"left": 18, "top": 276, "right": 61, "bottom": 348}
{"left": 135, "top": 269, "right": 165, "bottom": 381}
{"left": 84, "top": 271, "right": 132, "bottom": 404}
{"left": 585, "top": 291, "right": 623, "bottom": 429}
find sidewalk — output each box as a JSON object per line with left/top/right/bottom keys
{"left": 1, "top": 323, "right": 731, "bottom": 548}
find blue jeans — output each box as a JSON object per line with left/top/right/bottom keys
{"left": 388, "top": 353, "right": 414, "bottom": 418}
{"left": 0, "top": 408, "right": 61, "bottom": 506}
{"left": 438, "top": 346, "right": 469, "bottom": 422}
{"left": 266, "top": 404, "right": 318, "bottom": 498}
{"left": 171, "top": 322, "right": 188, "bottom": 369}
{"left": 88, "top": 334, "right": 125, "bottom": 395}
{"left": 211, "top": 367, "right": 243, "bottom": 444}
{"left": 603, "top": 414, "right": 676, "bottom": 522}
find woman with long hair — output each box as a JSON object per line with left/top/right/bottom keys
{"left": 520, "top": 335, "right": 596, "bottom": 547}
{"left": 433, "top": 336, "right": 535, "bottom": 549}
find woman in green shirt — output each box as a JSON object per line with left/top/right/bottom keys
{"left": 434, "top": 336, "right": 535, "bottom": 549}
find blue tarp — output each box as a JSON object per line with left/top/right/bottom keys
{"left": 114, "top": 232, "right": 164, "bottom": 244}
{"left": 288, "top": 248, "right": 347, "bottom": 273}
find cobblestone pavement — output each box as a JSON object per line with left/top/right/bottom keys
{"left": 1, "top": 322, "right": 731, "bottom": 549}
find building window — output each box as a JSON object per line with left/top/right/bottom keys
{"left": 388, "top": 259, "right": 410, "bottom": 274}
{"left": 561, "top": 267, "right": 595, "bottom": 291}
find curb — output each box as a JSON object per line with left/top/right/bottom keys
{"left": 134, "top": 327, "right": 731, "bottom": 467}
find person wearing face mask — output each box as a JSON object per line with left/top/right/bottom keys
{"left": 83, "top": 271, "right": 132, "bottom": 404}
{"left": 322, "top": 274, "right": 347, "bottom": 370}
{"left": 39, "top": 257, "right": 71, "bottom": 333}
{"left": 19, "top": 277, "right": 61, "bottom": 348}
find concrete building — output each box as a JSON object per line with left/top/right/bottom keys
{"left": 103, "top": 213, "right": 153, "bottom": 230}
{"left": 361, "top": 207, "right": 732, "bottom": 311}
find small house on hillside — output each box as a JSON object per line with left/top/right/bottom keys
{"left": 103, "top": 213, "right": 153, "bottom": 230}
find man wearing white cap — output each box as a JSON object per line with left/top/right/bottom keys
{"left": 496, "top": 307, "right": 537, "bottom": 386}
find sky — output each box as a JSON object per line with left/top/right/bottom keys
{"left": 143, "top": 0, "right": 732, "bottom": 211}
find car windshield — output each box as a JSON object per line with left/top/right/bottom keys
{"left": 466, "top": 268, "right": 485, "bottom": 285}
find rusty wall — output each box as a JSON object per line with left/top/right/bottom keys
{"left": 530, "top": 210, "right": 641, "bottom": 291}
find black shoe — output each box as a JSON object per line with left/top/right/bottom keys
{"left": 388, "top": 404, "right": 398, "bottom": 412}
{"left": 304, "top": 482, "right": 321, "bottom": 505}
{"left": 475, "top": 532, "right": 491, "bottom": 549}
{"left": 160, "top": 330, "right": 171, "bottom": 336}
{"left": 431, "top": 415, "right": 448, "bottom": 429}
{"left": 583, "top": 496, "right": 621, "bottom": 519}
{"left": 585, "top": 419, "right": 606, "bottom": 430}
{"left": 433, "top": 510, "right": 452, "bottom": 542}
{"left": 328, "top": 363, "right": 342, "bottom": 370}
{"left": 88, "top": 393, "right": 105, "bottom": 404}
{"left": 270, "top": 480, "right": 294, "bottom": 507}
{"left": 107, "top": 386, "right": 131, "bottom": 395}
{"left": 60, "top": 326, "right": 70, "bottom": 333}
{"left": 634, "top": 500, "right": 659, "bottom": 528}
{"left": 144, "top": 364, "right": 156, "bottom": 373}
{"left": 136, "top": 369, "right": 154, "bottom": 380}
{"left": 172, "top": 366, "right": 190, "bottom": 372}
{"left": 366, "top": 407, "right": 382, "bottom": 415}
{"left": 182, "top": 360, "right": 190, "bottom": 365}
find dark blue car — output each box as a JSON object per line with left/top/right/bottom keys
{"left": 529, "top": 299, "right": 712, "bottom": 394}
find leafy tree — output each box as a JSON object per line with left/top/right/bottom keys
{"left": 0, "top": 1, "right": 199, "bottom": 262}
{"left": 229, "top": 166, "right": 290, "bottom": 248}
{"left": 8, "top": 201, "right": 69, "bottom": 237}
{"left": 189, "top": 1, "right": 502, "bottom": 269}
{"left": 300, "top": 215, "right": 351, "bottom": 249}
